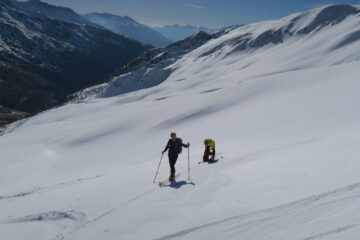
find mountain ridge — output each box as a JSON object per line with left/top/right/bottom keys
{"left": 0, "top": 0, "right": 149, "bottom": 126}
{"left": 153, "top": 24, "right": 217, "bottom": 41}
{"left": 83, "top": 12, "right": 172, "bottom": 47}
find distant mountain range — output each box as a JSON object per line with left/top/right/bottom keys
{"left": 0, "top": 0, "right": 236, "bottom": 126}
{"left": 16, "top": 0, "right": 101, "bottom": 27}
{"left": 152, "top": 24, "right": 218, "bottom": 42}
{"left": 83, "top": 13, "right": 172, "bottom": 47}
{"left": 0, "top": 0, "right": 149, "bottom": 126}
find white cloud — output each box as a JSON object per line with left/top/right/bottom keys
{"left": 186, "top": 4, "right": 206, "bottom": 9}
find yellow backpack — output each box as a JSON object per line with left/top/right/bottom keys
{"left": 204, "top": 138, "right": 215, "bottom": 150}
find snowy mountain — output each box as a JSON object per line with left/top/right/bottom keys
{"left": 16, "top": 0, "right": 101, "bottom": 27}
{"left": 70, "top": 30, "right": 213, "bottom": 100}
{"left": 2, "top": 4, "right": 360, "bottom": 240}
{"left": 153, "top": 24, "right": 217, "bottom": 41}
{"left": 0, "top": 0, "right": 149, "bottom": 126}
{"left": 83, "top": 13, "right": 172, "bottom": 47}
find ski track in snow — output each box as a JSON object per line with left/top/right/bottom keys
{"left": 0, "top": 174, "right": 106, "bottom": 201}
{"left": 70, "top": 140, "right": 322, "bottom": 239}
{"left": 87, "top": 138, "right": 321, "bottom": 228}
{"left": 66, "top": 172, "right": 195, "bottom": 239}
{"left": 153, "top": 182, "right": 360, "bottom": 240}
{"left": 90, "top": 187, "right": 159, "bottom": 223}
{"left": 300, "top": 224, "right": 360, "bottom": 240}
{"left": 91, "top": 171, "right": 193, "bottom": 223}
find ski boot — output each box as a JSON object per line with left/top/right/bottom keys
{"left": 169, "top": 175, "right": 175, "bottom": 182}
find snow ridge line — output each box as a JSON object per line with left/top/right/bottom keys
{"left": 153, "top": 182, "right": 360, "bottom": 240}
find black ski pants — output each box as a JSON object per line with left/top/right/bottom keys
{"left": 168, "top": 153, "right": 179, "bottom": 177}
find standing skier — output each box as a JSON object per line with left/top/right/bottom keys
{"left": 203, "top": 138, "right": 216, "bottom": 162}
{"left": 162, "top": 132, "right": 190, "bottom": 182}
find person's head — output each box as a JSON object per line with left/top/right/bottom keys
{"left": 170, "top": 132, "right": 177, "bottom": 140}
{"left": 204, "top": 139, "right": 209, "bottom": 145}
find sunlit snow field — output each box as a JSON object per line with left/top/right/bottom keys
{"left": 1, "top": 4, "right": 360, "bottom": 240}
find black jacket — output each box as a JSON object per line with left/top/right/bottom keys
{"left": 163, "top": 138, "right": 188, "bottom": 155}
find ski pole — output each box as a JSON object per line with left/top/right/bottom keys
{"left": 153, "top": 154, "right": 164, "bottom": 183}
{"left": 187, "top": 147, "right": 190, "bottom": 181}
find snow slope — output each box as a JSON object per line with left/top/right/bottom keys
{"left": 1, "top": 4, "right": 360, "bottom": 240}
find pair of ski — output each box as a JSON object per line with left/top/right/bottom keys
{"left": 198, "top": 156, "right": 224, "bottom": 165}
{"left": 158, "top": 156, "right": 224, "bottom": 187}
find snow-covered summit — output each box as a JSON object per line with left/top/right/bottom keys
{"left": 196, "top": 4, "right": 360, "bottom": 57}
{"left": 288, "top": 4, "right": 358, "bottom": 33}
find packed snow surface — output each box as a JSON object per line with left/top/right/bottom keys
{"left": 1, "top": 4, "right": 360, "bottom": 240}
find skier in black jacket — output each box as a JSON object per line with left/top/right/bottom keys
{"left": 162, "top": 132, "right": 190, "bottom": 182}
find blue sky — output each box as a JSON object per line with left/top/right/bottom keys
{"left": 41, "top": 0, "right": 360, "bottom": 28}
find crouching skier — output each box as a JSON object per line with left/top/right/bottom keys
{"left": 203, "top": 138, "right": 216, "bottom": 162}
{"left": 162, "top": 132, "right": 190, "bottom": 182}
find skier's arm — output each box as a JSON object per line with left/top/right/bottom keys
{"left": 163, "top": 140, "right": 170, "bottom": 154}
{"left": 182, "top": 142, "right": 190, "bottom": 148}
